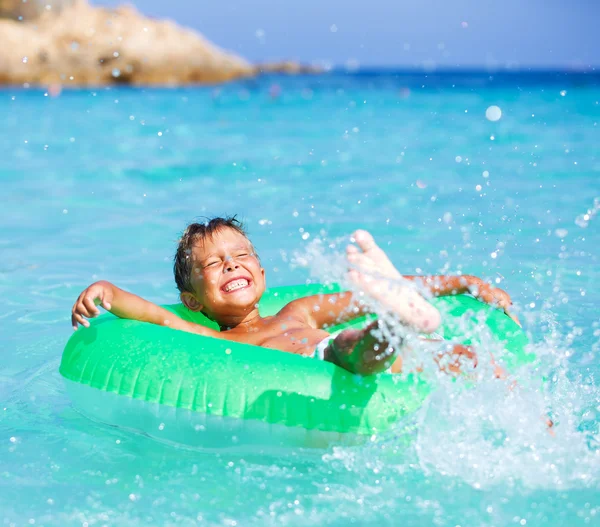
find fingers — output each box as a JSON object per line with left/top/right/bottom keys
{"left": 70, "top": 285, "right": 111, "bottom": 330}
{"left": 75, "top": 303, "right": 91, "bottom": 319}
{"left": 435, "top": 344, "right": 478, "bottom": 375}
{"left": 491, "top": 291, "right": 522, "bottom": 327}
{"left": 477, "top": 285, "right": 513, "bottom": 311}
{"left": 82, "top": 296, "right": 100, "bottom": 317}
{"left": 452, "top": 345, "right": 477, "bottom": 368}
{"left": 546, "top": 418, "right": 555, "bottom": 436}
{"left": 452, "top": 344, "right": 477, "bottom": 364}
{"left": 71, "top": 311, "right": 89, "bottom": 330}
{"left": 506, "top": 310, "right": 522, "bottom": 327}
{"left": 493, "top": 364, "right": 508, "bottom": 379}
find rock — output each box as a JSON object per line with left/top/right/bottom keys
{"left": 0, "top": 0, "right": 76, "bottom": 21}
{"left": 0, "top": 0, "right": 292, "bottom": 86}
{"left": 254, "top": 61, "right": 323, "bottom": 75}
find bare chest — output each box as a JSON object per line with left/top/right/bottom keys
{"left": 227, "top": 315, "right": 330, "bottom": 357}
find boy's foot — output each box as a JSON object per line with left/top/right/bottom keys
{"left": 346, "top": 230, "right": 441, "bottom": 334}
{"left": 346, "top": 230, "right": 401, "bottom": 279}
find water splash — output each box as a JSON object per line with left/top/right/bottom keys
{"left": 574, "top": 197, "right": 599, "bottom": 229}
{"left": 297, "top": 235, "right": 600, "bottom": 492}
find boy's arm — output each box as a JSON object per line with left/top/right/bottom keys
{"left": 71, "top": 280, "right": 222, "bottom": 338}
{"left": 404, "top": 275, "right": 519, "bottom": 324}
{"left": 404, "top": 274, "right": 511, "bottom": 306}
{"left": 284, "top": 273, "right": 518, "bottom": 330}
{"left": 280, "top": 292, "right": 369, "bottom": 330}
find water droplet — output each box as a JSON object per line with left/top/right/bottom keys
{"left": 485, "top": 105, "right": 502, "bottom": 121}
{"left": 455, "top": 156, "right": 463, "bottom": 163}
{"left": 555, "top": 228, "right": 568, "bottom": 238}
{"left": 112, "top": 68, "right": 121, "bottom": 78}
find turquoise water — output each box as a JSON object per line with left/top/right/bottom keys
{"left": 1, "top": 72, "right": 599, "bottom": 526}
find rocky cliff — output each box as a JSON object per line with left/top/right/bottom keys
{"left": 0, "top": 1, "right": 311, "bottom": 86}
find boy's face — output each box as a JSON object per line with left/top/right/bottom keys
{"left": 185, "top": 227, "right": 265, "bottom": 322}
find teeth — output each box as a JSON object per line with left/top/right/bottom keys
{"left": 224, "top": 279, "right": 249, "bottom": 292}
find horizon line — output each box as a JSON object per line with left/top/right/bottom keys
{"left": 312, "top": 65, "right": 599, "bottom": 74}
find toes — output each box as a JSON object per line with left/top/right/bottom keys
{"left": 352, "top": 230, "right": 378, "bottom": 252}
{"left": 346, "top": 244, "right": 359, "bottom": 256}
{"left": 347, "top": 251, "right": 374, "bottom": 269}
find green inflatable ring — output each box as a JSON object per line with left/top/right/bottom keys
{"left": 60, "top": 284, "right": 533, "bottom": 449}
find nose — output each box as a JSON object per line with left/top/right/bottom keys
{"left": 223, "top": 256, "right": 240, "bottom": 273}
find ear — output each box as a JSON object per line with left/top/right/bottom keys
{"left": 181, "top": 292, "right": 203, "bottom": 312}
{"left": 260, "top": 266, "right": 266, "bottom": 287}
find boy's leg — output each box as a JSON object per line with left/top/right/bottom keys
{"left": 346, "top": 231, "right": 441, "bottom": 334}
{"left": 323, "top": 324, "right": 481, "bottom": 376}
{"left": 323, "top": 321, "right": 399, "bottom": 375}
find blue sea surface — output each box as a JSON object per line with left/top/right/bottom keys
{"left": 1, "top": 71, "right": 599, "bottom": 526}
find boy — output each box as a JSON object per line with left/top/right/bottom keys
{"left": 70, "top": 217, "right": 515, "bottom": 376}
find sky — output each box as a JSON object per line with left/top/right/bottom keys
{"left": 94, "top": 0, "right": 600, "bottom": 69}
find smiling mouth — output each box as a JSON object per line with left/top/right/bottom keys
{"left": 221, "top": 278, "right": 251, "bottom": 293}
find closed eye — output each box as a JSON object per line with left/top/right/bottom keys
{"left": 204, "top": 260, "right": 220, "bottom": 268}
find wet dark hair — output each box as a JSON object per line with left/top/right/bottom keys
{"left": 174, "top": 216, "right": 253, "bottom": 294}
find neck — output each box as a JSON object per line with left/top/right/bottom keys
{"left": 217, "top": 308, "right": 263, "bottom": 331}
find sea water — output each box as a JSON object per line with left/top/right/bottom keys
{"left": 1, "top": 71, "right": 599, "bottom": 526}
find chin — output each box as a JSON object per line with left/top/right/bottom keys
{"left": 221, "top": 292, "right": 260, "bottom": 309}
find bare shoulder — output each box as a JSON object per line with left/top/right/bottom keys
{"left": 276, "top": 296, "right": 317, "bottom": 325}
{"left": 277, "top": 293, "right": 352, "bottom": 329}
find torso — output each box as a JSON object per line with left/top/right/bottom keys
{"left": 221, "top": 310, "right": 330, "bottom": 357}
{"left": 216, "top": 305, "right": 407, "bottom": 373}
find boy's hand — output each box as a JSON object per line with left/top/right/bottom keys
{"left": 434, "top": 343, "right": 478, "bottom": 375}
{"left": 71, "top": 281, "right": 114, "bottom": 330}
{"left": 467, "top": 277, "right": 521, "bottom": 326}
